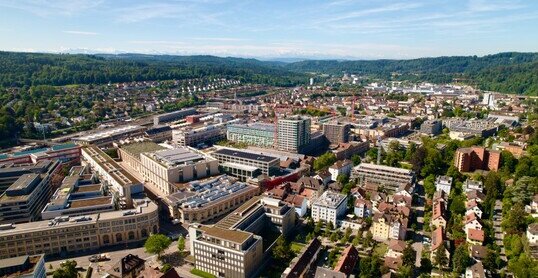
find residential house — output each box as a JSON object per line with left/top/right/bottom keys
{"left": 354, "top": 198, "right": 372, "bottom": 218}
{"left": 435, "top": 176, "right": 452, "bottom": 195}
{"left": 431, "top": 200, "right": 447, "bottom": 229}
{"left": 467, "top": 229, "right": 485, "bottom": 245}
{"left": 329, "top": 160, "right": 353, "bottom": 181}
{"left": 466, "top": 201, "right": 483, "bottom": 219}
{"left": 431, "top": 227, "right": 450, "bottom": 268}
{"left": 464, "top": 213, "right": 483, "bottom": 233}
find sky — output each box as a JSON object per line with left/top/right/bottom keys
{"left": 0, "top": 0, "right": 537, "bottom": 59}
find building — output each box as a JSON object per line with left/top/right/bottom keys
{"left": 0, "top": 254, "right": 45, "bottom": 278}
{"left": 282, "top": 238, "right": 322, "bottom": 278}
{"left": 278, "top": 116, "right": 311, "bottom": 153}
{"left": 332, "top": 141, "right": 369, "bottom": 160}
{"left": 454, "top": 146, "right": 501, "bottom": 172}
{"left": 435, "top": 176, "right": 452, "bottom": 195}
{"left": 211, "top": 147, "right": 280, "bottom": 181}
{"left": 328, "top": 160, "right": 352, "bottom": 181}
{"left": 144, "top": 126, "right": 173, "bottom": 143}
{"left": 41, "top": 166, "right": 114, "bottom": 220}
{"left": 494, "top": 142, "right": 525, "bottom": 158}
{"left": 431, "top": 200, "right": 447, "bottom": 229}
{"left": 465, "top": 261, "right": 487, "bottom": 278}
{"left": 0, "top": 199, "right": 159, "bottom": 259}
{"left": 73, "top": 125, "right": 147, "bottom": 147}
{"left": 420, "top": 119, "right": 442, "bottom": 136}
{"left": 107, "top": 254, "right": 145, "bottom": 278}
{"left": 81, "top": 145, "right": 143, "bottom": 199}
{"left": 141, "top": 147, "right": 219, "bottom": 195}
{"left": 0, "top": 160, "right": 62, "bottom": 194}
{"left": 371, "top": 210, "right": 408, "bottom": 241}
{"left": 322, "top": 122, "right": 351, "bottom": 145}
{"left": 189, "top": 196, "right": 296, "bottom": 278}
{"left": 430, "top": 227, "right": 450, "bottom": 268}
{"left": 354, "top": 199, "right": 372, "bottom": 218}
{"left": 526, "top": 223, "right": 538, "bottom": 245}
{"left": 172, "top": 123, "right": 227, "bottom": 148}
{"left": 0, "top": 143, "right": 81, "bottom": 165}
{"left": 153, "top": 107, "right": 197, "bottom": 125}
{"left": 227, "top": 123, "right": 275, "bottom": 147}
{"left": 117, "top": 141, "right": 167, "bottom": 175}
{"left": 163, "top": 175, "right": 259, "bottom": 223}
{"left": 354, "top": 163, "right": 415, "bottom": 192}
{"left": 0, "top": 160, "right": 61, "bottom": 225}
{"left": 333, "top": 245, "right": 359, "bottom": 276}
{"left": 311, "top": 191, "right": 347, "bottom": 226}
{"left": 464, "top": 180, "right": 484, "bottom": 193}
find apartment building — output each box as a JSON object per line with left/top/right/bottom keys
{"left": 163, "top": 175, "right": 259, "bottom": 223}
{"left": 454, "top": 146, "right": 501, "bottom": 172}
{"left": 0, "top": 199, "right": 159, "bottom": 259}
{"left": 311, "top": 191, "right": 347, "bottom": 226}
{"left": 227, "top": 123, "right": 275, "bottom": 147}
{"left": 277, "top": 116, "right": 311, "bottom": 153}
{"left": 322, "top": 122, "right": 350, "bottom": 145}
{"left": 0, "top": 160, "right": 61, "bottom": 225}
{"left": 81, "top": 145, "right": 143, "bottom": 199}
{"left": 371, "top": 211, "right": 408, "bottom": 242}
{"left": 332, "top": 141, "right": 369, "bottom": 160}
{"left": 211, "top": 147, "right": 280, "bottom": 181}
{"left": 328, "top": 160, "right": 352, "bottom": 181}
{"left": 355, "top": 163, "right": 415, "bottom": 192}
{"left": 189, "top": 196, "right": 296, "bottom": 278}
{"left": 140, "top": 147, "right": 219, "bottom": 195}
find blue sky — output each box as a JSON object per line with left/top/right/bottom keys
{"left": 1, "top": 0, "right": 537, "bottom": 59}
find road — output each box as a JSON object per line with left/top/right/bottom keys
{"left": 411, "top": 182, "right": 426, "bottom": 267}
{"left": 493, "top": 200, "right": 506, "bottom": 261}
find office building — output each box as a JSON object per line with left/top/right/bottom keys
{"left": 322, "top": 122, "right": 350, "bottom": 145}
{"left": 117, "top": 141, "right": 167, "bottom": 175}
{"left": 141, "top": 147, "right": 219, "bottom": 195}
{"left": 73, "top": 125, "right": 147, "bottom": 147}
{"left": 227, "top": 123, "right": 275, "bottom": 147}
{"left": 311, "top": 191, "right": 347, "bottom": 226}
{"left": 355, "top": 163, "right": 415, "bottom": 192}
{"left": 420, "top": 120, "right": 442, "bottom": 136}
{"left": 211, "top": 147, "right": 280, "bottom": 181}
{"left": 163, "top": 175, "right": 259, "bottom": 223}
{"left": 0, "top": 199, "right": 158, "bottom": 259}
{"left": 0, "top": 160, "right": 61, "bottom": 225}
{"left": 0, "top": 254, "right": 45, "bottom": 278}
{"left": 41, "top": 165, "right": 114, "bottom": 220}
{"left": 278, "top": 116, "right": 311, "bottom": 153}
{"left": 81, "top": 145, "right": 143, "bottom": 200}
{"left": 153, "top": 107, "right": 197, "bottom": 125}
{"left": 172, "top": 123, "right": 227, "bottom": 148}
{"left": 454, "top": 146, "right": 501, "bottom": 172}
{"left": 189, "top": 196, "right": 296, "bottom": 278}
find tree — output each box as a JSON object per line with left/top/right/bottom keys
{"left": 399, "top": 265, "right": 413, "bottom": 278}
{"left": 434, "top": 244, "right": 448, "bottom": 268}
{"left": 160, "top": 263, "right": 172, "bottom": 273}
{"left": 144, "top": 234, "right": 172, "bottom": 260}
{"left": 351, "top": 154, "right": 361, "bottom": 166}
{"left": 314, "top": 220, "right": 323, "bottom": 236}
{"left": 449, "top": 195, "right": 466, "bottom": 215}
{"left": 419, "top": 258, "right": 433, "bottom": 273}
{"left": 337, "top": 174, "right": 349, "bottom": 185}
{"left": 330, "top": 231, "right": 339, "bottom": 242}
{"left": 272, "top": 236, "right": 293, "bottom": 262}
{"left": 502, "top": 203, "right": 527, "bottom": 234}
{"left": 423, "top": 174, "right": 436, "bottom": 198}
{"left": 313, "top": 152, "right": 337, "bottom": 171}
{"left": 452, "top": 244, "right": 472, "bottom": 274}
{"left": 53, "top": 260, "right": 78, "bottom": 278}
{"left": 402, "top": 244, "right": 416, "bottom": 267}
{"left": 177, "top": 235, "right": 185, "bottom": 253}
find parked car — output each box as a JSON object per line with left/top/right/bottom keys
{"left": 89, "top": 253, "right": 109, "bottom": 262}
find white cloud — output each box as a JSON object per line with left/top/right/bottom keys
{"left": 0, "top": 0, "right": 104, "bottom": 16}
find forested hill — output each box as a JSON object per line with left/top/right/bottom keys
{"left": 0, "top": 51, "right": 537, "bottom": 95}
{"left": 284, "top": 52, "right": 538, "bottom": 95}
{"left": 0, "top": 52, "right": 304, "bottom": 87}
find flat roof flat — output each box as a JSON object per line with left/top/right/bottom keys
{"left": 200, "top": 225, "right": 252, "bottom": 244}
{"left": 214, "top": 148, "right": 278, "bottom": 163}
{"left": 7, "top": 173, "right": 39, "bottom": 192}
{"left": 153, "top": 148, "right": 204, "bottom": 165}
{"left": 121, "top": 142, "right": 166, "bottom": 157}
{"left": 70, "top": 196, "right": 112, "bottom": 208}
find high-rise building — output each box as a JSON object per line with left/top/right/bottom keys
{"left": 277, "top": 116, "right": 311, "bottom": 153}
{"left": 322, "top": 122, "right": 350, "bottom": 145}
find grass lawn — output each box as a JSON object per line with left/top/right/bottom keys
{"left": 291, "top": 242, "right": 305, "bottom": 253}
{"left": 190, "top": 268, "right": 216, "bottom": 278}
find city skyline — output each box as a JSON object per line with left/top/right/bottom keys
{"left": 1, "top": 0, "right": 537, "bottom": 59}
